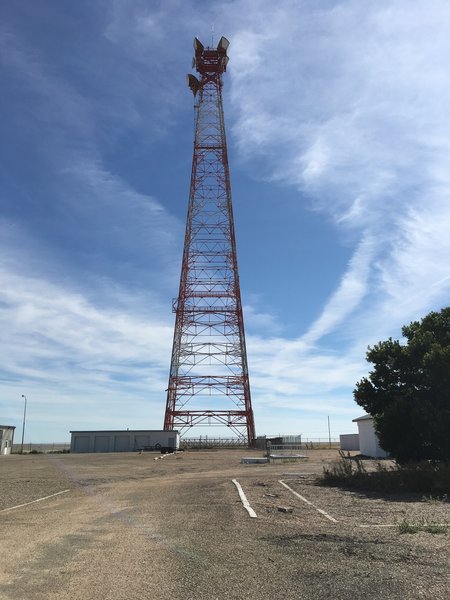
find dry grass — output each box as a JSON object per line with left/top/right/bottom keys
{"left": 322, "top": 453, "right": 450, "bottom": 495}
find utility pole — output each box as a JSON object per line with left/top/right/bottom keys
{"left": 327, "top": 415, "right": 331, "bottom": 448}
{"left": 164, "top": 37, "right": 255, "bottom": 446}
{"left": 21, "top": 394, "right": 27, "bottom": 454}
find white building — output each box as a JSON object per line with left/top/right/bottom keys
{"left": 0, "top": 425, "right": 15, "bottom": 455}
{"left": 352, "top": 414, "right": 389, "bottom": 458}
{"left": 70, "top": 429, "right": 180, "bottom": 453}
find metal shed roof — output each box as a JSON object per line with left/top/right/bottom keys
{"left": 352, "top": 414, "right": 373, "bottom": 423}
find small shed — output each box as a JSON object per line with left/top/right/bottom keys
{"left": 0, "top": 425, "right": 15, "bottom": 455}
{"left": 352, "top": 415, "right": 389, "bottom": 458}
{"left": 70, "top": 429, "right": 180, "bottom": 453}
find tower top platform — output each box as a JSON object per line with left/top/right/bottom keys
{"left": 193, "top": 36, "right": 230, "bottom": 75}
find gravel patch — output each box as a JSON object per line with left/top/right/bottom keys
{"left": 0, "top": 450, "right": 448, "bottom": 599}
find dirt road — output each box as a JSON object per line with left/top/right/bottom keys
{"left": 0, "top": 450, "right": 448, "bottom": 599}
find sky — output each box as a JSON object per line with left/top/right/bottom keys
{"left": 1, "top": 0, "right": 450, "bottom": 443}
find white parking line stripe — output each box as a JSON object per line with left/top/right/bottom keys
{"left": 359, "top": 523, "right": 449, "bottom": 528}
{"left": 279, "top": 480, "right": 338, "bottom": 523}
{"left": 0, "top": 489, "right": 70, "bottom": 513}
{"left": 232, "top": 479, "right": 257, "bottom": 518}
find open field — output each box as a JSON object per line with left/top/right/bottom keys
{"left": 0, "top": 449, "right": 448, "bottom": 599}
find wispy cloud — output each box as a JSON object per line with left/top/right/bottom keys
{"left": 301, "top": 234, "right": 375, "bottom": 345}
{"left": 1, "top": 21, "right": 183, "bottom": 289}
{"left": 2, "top": 1, "right": 450, "bottom": 440}
{"left": 229, "top": 0, "right": 450, "bottom": 344}
{"left": 0, "top": 263, "right": 173, "bottom": 434}
{"left": 0, "top": 15, "right": 184, "bottom": 437}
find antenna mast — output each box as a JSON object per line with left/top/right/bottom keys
{"left": 164, "top": 37, "right": 256, "bottom": 445}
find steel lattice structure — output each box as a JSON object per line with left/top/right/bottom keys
{"left": 164, "top": 36, "right": 255, "bottom": 445}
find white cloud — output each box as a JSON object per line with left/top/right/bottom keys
{"left": 301, "top": 233, "right": 375, "bottom": 344}
{"left": 0, "top": 266, "right": 172, "bottom": 378}
{"left": 243, "top": 303, "right": 281, "bottom": 334}
{"left": 3, "top": 1, "right": 450, "bottom": 441}
{"left": 0, "top": 263, "right": 174, "bottom": 436}
{"left": 1, "top": 21, "right": 184, "bottom": 291}
{"left": 229, "top": 0, "right": 450, "bottom": 344}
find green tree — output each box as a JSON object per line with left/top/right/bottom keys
{"left": 354, "top": 307, "right": 450, "bottom": 463}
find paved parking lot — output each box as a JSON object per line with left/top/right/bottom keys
{"left": 0, "top": 450, "right": 448, "bottom": 599}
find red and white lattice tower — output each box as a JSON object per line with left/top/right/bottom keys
{"left": 164, "top": 36, "right": 255, "bottom": 445}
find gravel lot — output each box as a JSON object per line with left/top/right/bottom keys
{"left": 0, "top": 449, "right": 448, "bottom": 599}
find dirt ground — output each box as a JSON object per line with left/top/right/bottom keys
{"left": 0, "top": 449, "right": 448, "bottom": 600}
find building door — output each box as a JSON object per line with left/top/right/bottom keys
{"left": 94, "top": 436, "right": 110, "bottom": 453}
{"left": 114, "top": 435, "right": 130, "bottom": 452}
{"left": 74, "top": 436, "right": 90, "bottom": 453}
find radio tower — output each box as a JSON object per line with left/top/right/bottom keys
{"left": 164, "top": 36, "right": 255, "bottom": 445}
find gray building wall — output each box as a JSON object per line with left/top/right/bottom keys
{"left": 340, "top": 433, "right": 360, "bottom": 451}
{"left": 70, "top": 430, "right": 180, "bottom": 453}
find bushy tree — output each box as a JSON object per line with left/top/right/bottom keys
{"left": 354, "top": 307, "right": 450, "bottom": 463}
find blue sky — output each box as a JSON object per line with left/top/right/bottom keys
{"left": 1, "top": 0, "right": 450, "bottom": 442}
